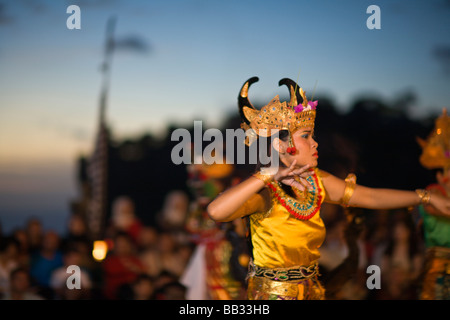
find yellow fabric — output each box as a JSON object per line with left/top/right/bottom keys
{"left": 249, "top": 168, "right": 326, "bottom": 269}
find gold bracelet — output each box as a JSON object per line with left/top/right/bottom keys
{"left": 252, "top": 171, "right": 274, "bottom": 184}
{"left": 415, "top": 189, "right": 431, "bottom": 205}
{"left": 341, "top": 173, "right": 357, "bottom": 207}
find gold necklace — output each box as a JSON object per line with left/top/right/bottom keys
{"left": 267, "top": 172, "right": 323, "bottom": 220}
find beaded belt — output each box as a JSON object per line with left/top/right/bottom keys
{"left": 247, "top": 260, "right": 319, "bottom": 282}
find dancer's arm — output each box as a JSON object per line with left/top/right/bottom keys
{"left": 208, "top": 161, "right": 313, "bottom": 222}
{"left": 207, "top": 177, "right": 268, "bottom": 222}
{"left": 320, "top": 170, "right": 450, "bottom": 217}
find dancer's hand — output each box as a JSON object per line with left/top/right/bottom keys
{"left": 427, "top": 193, "right": 450, "bottom": 218}
{"left": 273, "top": 160, "right": 314, "bottom": 191}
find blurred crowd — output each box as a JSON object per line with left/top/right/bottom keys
{"left": 0, "top": 190, "right": 431, "bottom": 300}
{"left": 0, "top": 193, "right": 194, "bottom": 300}
{"left": 318, "top": 203, "right": 425, "bottom": 300}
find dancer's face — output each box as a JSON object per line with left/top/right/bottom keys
{"left": 279, "top": 127, "right": 319, "bottom": 168}
{"left": 437, "top": 169, "right": 450, "bottom": 188}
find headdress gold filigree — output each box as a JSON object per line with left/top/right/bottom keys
{"left": 238, "top": 77, "right": 317, "bottom": 147}
{"left": 417, "top": 108, "right": 450, "bottom": 170}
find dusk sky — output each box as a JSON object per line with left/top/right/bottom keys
{"left": 1, "top": 0, "right": 450, "bottom": 233}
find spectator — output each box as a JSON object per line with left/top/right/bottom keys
{"left": 131, "top": 274, "right": 154, "bottom": 300}
{"left": 377, "top": 214, "right": 423, "bottom": 299}
{"left": 109, "top": 196, "right": 143, "bottom": 244}
{"left": 50, "top": 248, "right": 92, "bottom": 300}
{"left": 62, "top": 213, "right": 97, "bottom": 283}
{"left": 157, "top": 232, "right": 185, "bottom": 277}
{"left": 62, "top": 213, "right": 91, "bottom": 251}
{"left": 153, "top": 270, "right": 179, "bottom": 293}
{"left": 0, "top": 237, "right": 20, "bottom": 295}
{"left": 25, "top": 218, "right": 43, "bottom": 254}
{"left": 157, "top": 190, "right": 189, "bottom": 232}
{"left": 175, "top": 244, "right": 194, "bottom": 277}
{"left": 137, "top": 226, "right": 162, "bottom": 278}
{"left": 11, "top": 229, "right": 31, "bottom": 267}
{"left": 153, "top": 281, "right": 186, "bottom": 300}
{"left": 2, "top": 267, "right": 44, "bottom": 300}
{"left": 365, "top": 210, "right": 390, "bottom": 269}
{"left": 136, "top": 226, "right": 159, "bottom": 252}
{"left": 29, "top": 230, "right": 64, "bottom": 298}
{"left": 102, "top": 231, "right": 145, "bottom": 299}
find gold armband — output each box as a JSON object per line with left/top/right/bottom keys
{"left": 415, "top": 189, "right": 431, "bottom": 205}
{"left": 341, "top": 173, "right": 357, "bottom": 207}
{"left": 252, "top": 167, "right": 276, "bottom": 184}
{"left": 253, "top": 171, "right": 273, "bottom": 184}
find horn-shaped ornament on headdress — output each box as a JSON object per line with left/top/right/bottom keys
{"left": 238, "top": 77, "right": 317, "bottom": 148}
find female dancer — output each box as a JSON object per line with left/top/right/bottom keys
{"left": 207, "top": 77, "right": 450, "bottom": 300}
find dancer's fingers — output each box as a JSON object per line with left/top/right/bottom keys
{"left": 300, "top": 178, "right": 313, "bottom": 191}
{"left": 291, "top": 164, "right": 310, "bottom": 175}
{"left": 291, "top": 180, "right": 305, "bottom": 191}
{"left": 288, "top": 159, "right": 297, "bottom": 172}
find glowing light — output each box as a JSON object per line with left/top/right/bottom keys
{"left": 92, "top": 240, "right": 108, "bottom": 261}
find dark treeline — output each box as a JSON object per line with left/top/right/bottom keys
{"left": 75, "top": 93, "right": 440, "bottom": 227}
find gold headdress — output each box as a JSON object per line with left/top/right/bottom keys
{"left": 238, "top": 77, "right": 317, "bottom": 152}
{"left": 417, "top": 108, "right": 450, "bottom": 170}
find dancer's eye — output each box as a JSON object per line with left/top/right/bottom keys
{"left": 301, "top": 131, "right": 312, "bottom": 139}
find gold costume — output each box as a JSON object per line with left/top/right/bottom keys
{"left": 417, "top": 109, "right": 450, "bottom": 300}
{"left": 237, "top": 77, "right": 330, "bottom": 300}
{"left": 247, "top": 168, "right": 326, "bottom": 300}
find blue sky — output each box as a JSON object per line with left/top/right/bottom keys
{"left": 1, "top": 0, "right": 450, "bottom": 233}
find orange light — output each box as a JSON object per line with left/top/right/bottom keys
{"left": 92, "top": 240, "right": 108, "bottom": 261}
{"left": 437, "top": 128, "right": 442, "bottom": 135}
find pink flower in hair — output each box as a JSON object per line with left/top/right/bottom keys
{"left": 294, "top": 104, "right": 304, "bottom": 113}
{"left": 308, "top": 100, "right": 318, "bottom": 110}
